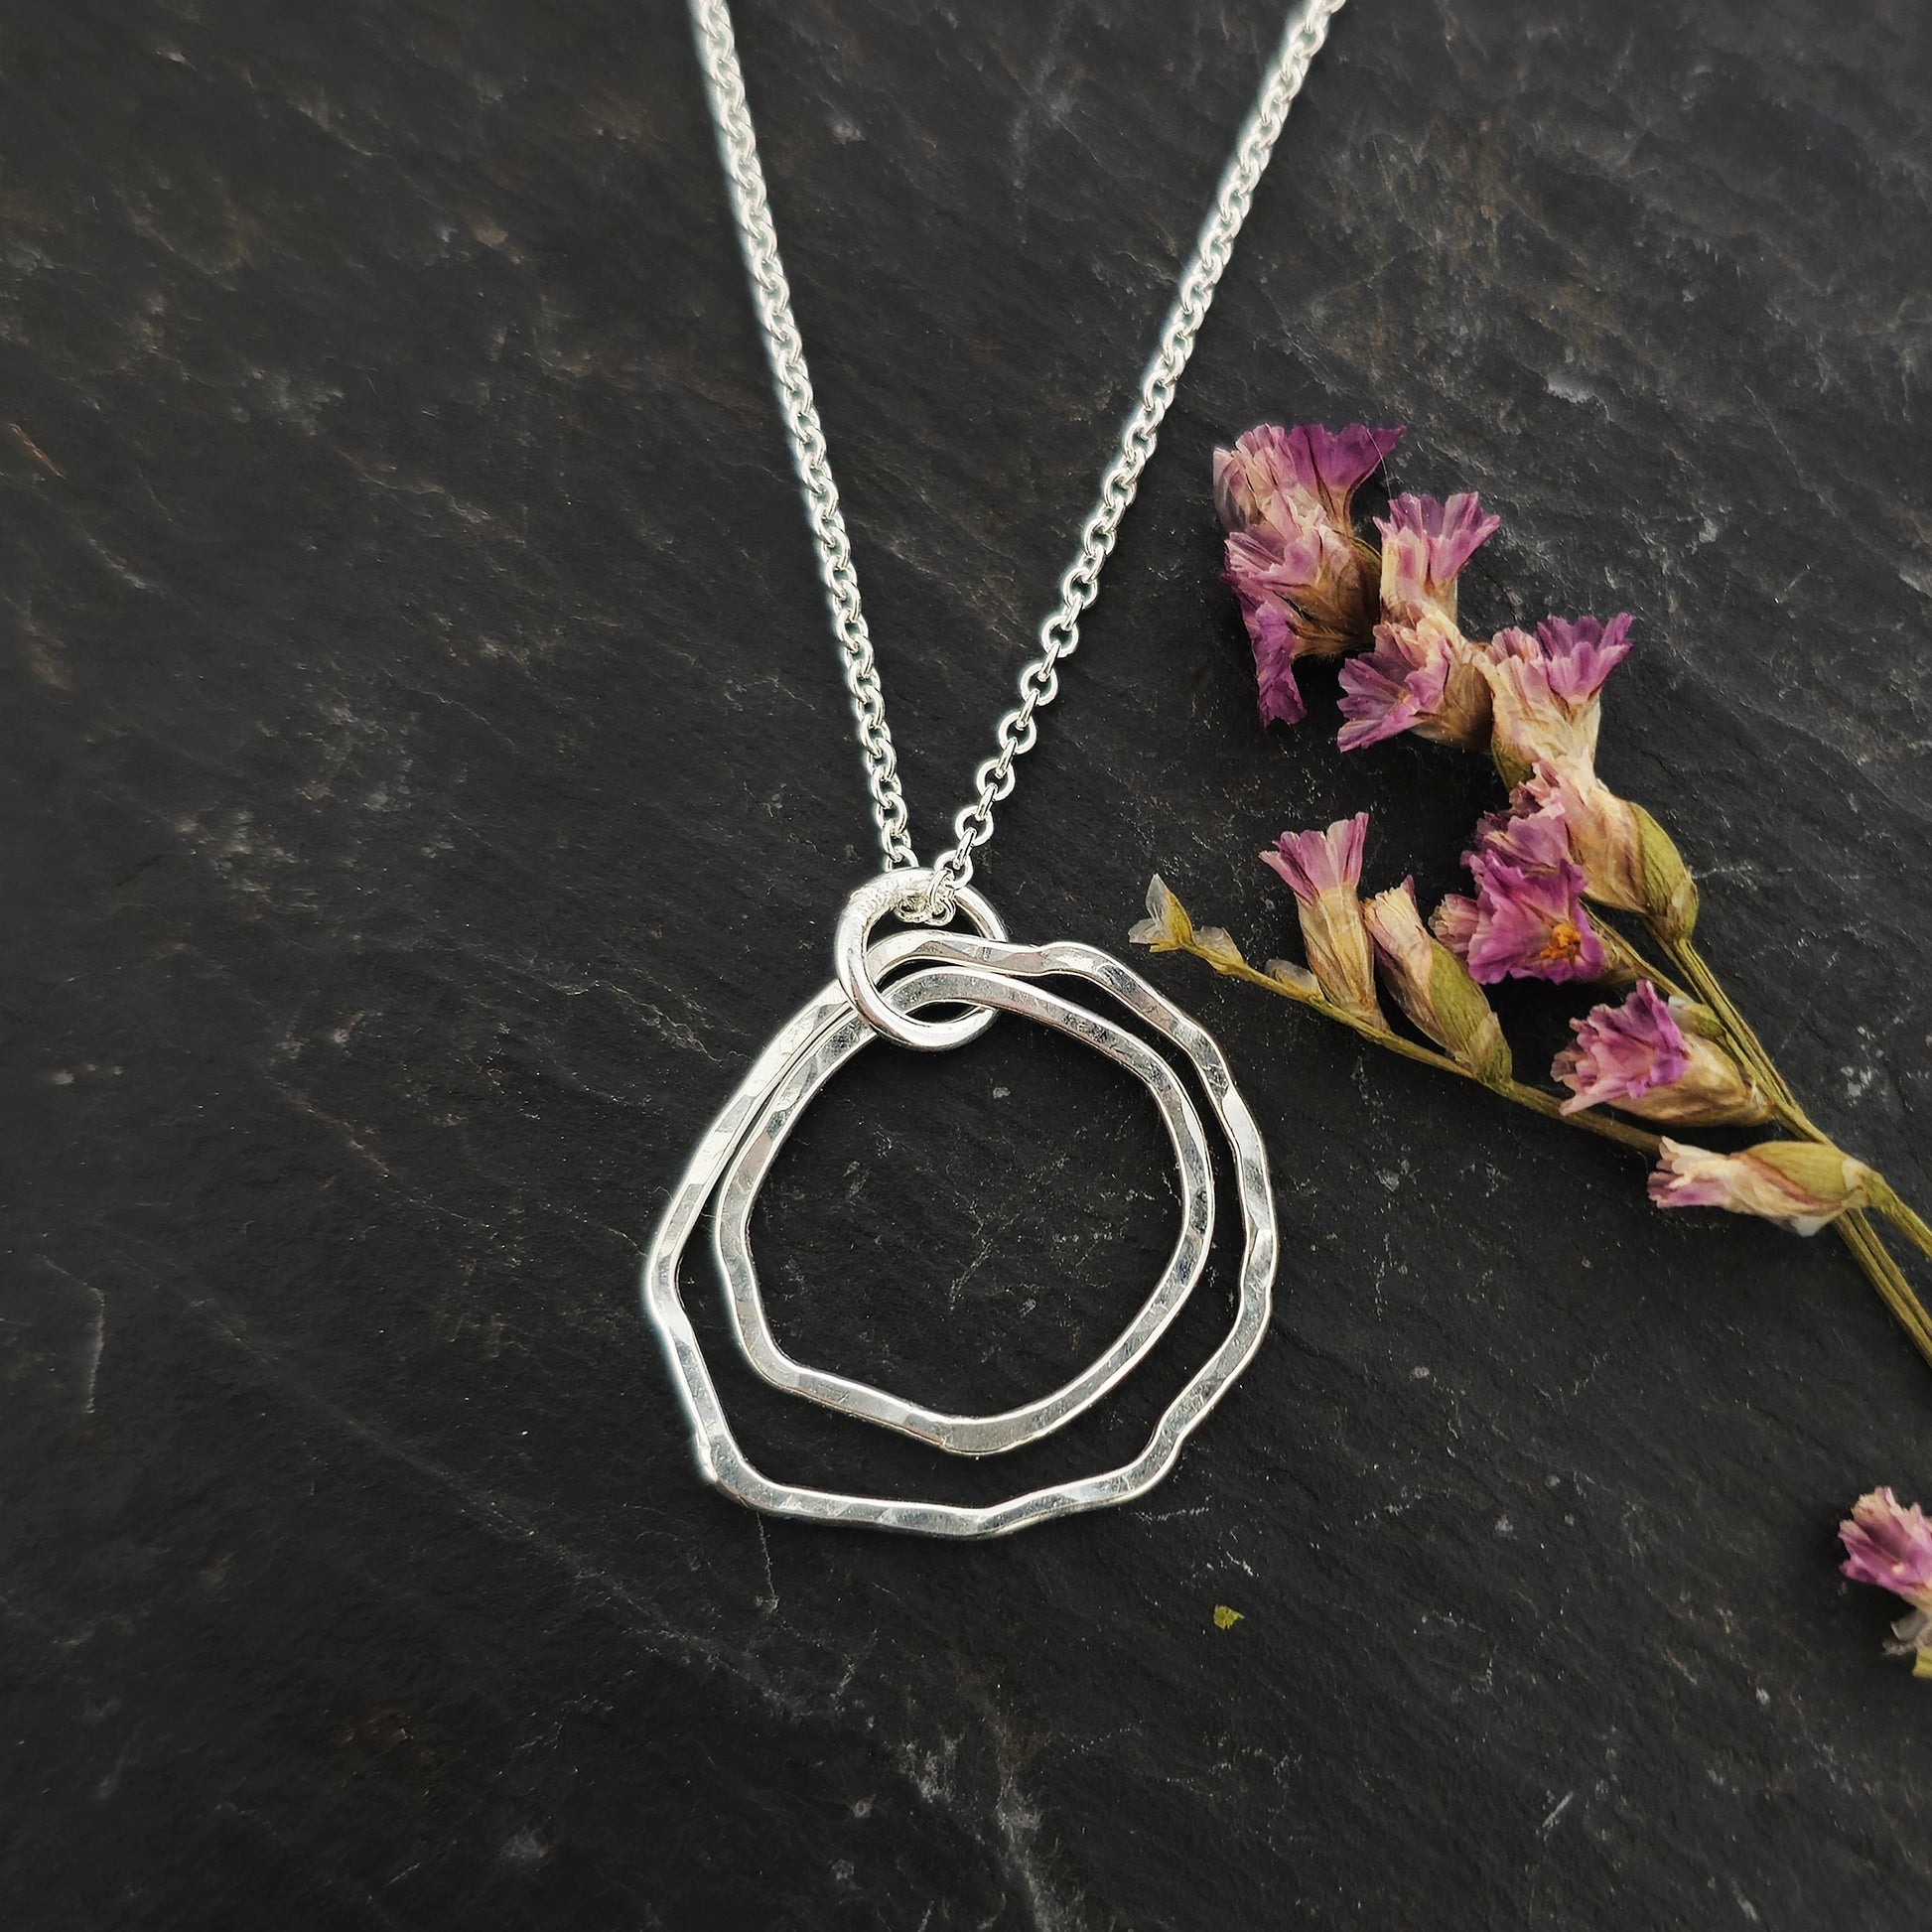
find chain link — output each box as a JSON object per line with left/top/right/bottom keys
{"left": 689, "top": 0, "right": 915, "bottom": 869}
{"left": 689, "top": 0, "right": 1348, "bottom": 913}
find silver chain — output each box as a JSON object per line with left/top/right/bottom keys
{"left": 689, "top": 0, "right": 1348, "bottom": 913}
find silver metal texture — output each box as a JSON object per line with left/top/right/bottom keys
{"left": 712, "top": 959, "right": 1215, "bottom": 1454}
{"left": 834, "top": 868, "right": 1005, "bottom": 1051}
{"left": 640, "top": 911, "right": 1278, "bottom": 1538}
{"left": 688, "top": 0, "right": 1349, "bottom": 915}
{"left": 686, "top": 0, "right": 915, "bottom": 870}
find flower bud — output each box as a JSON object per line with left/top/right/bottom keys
{"left": 1264, "top": 958, "right": 1322, "bottom": 998}
{"left": 1128, "top": 875, "right": 1194, "bottom": 952}
{"left": 1481, "top": 614, "right": 1634, "bottom": 783}
{"left": 1337, "top": 612, "right": 1493, "bottom": 753}
{"left": 1633, "top": 801, "right": 1699, "bottom": 941}
{"left": 1260, "top": 812, "right": 1386, "bottom": 1028}
{"left": 1647, "top": 1137, "right": 1874, "bottom": 1235}
{"left": 1375, "top": 491, "right": 1501, "bottom": 627}
{"left": 1363, "top": 879, "right": 1512, "bottom": 1084}
{"left": 1191, "top": 925, "right": 1247, "bottom": 973}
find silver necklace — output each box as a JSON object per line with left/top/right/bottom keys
{"left": 644, "top": 0, "right": 1347, "bottom": 1537}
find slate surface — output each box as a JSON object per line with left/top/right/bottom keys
{"left": 6, "top": 0, "right": 1932, "bottom": 1925}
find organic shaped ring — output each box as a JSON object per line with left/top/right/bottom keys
{"left": 640, "top": 904, "right": 1277, "bottom": 1539}
{"left": 834, "top": 867, "right": 1005, "bottom": 1051}
{"left": 712, "top": 955, "right": 1216, "bottom": 1453}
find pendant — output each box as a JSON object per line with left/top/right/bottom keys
{"left": 641, "top": 869, "right": 1278, "bottom": 1538}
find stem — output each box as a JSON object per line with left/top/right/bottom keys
{"left": 1870, "top": 1177, "right": 1932, "bottom": 1267}
{"left": 1663, "top": 932, "right": 1828, "bottom": 1135}
{"left": 1179, "top": 920, "right": 1932, "bottom": 1373}
{"left": 1654, "top": 927, "right": 1932, "bottom": 1355}
{"left": 1498, "top": 1079, "right": 1663, "bottom": 1155}
{"left": 1182, "top": 944, "right": 1662, "bottom": 1156}
{"left": 1837, "top": 1210, "right": 1932, "bottom": 1370}
{"left": 1601, "top": 922, "right": 1691, "bottom": 1001}
{"left": 1210, "top": 958, "right": 1460, "bottom": 1075}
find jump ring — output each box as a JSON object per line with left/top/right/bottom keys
{"left": 834, "top": 868, "right": 1007, "bottom": 1051}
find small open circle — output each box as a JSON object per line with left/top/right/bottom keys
{"left": 713, "top": 954, "right": 1214, "bottom": 1453}
{"left": 834, "top": 869, "right": 1007, "bottom": 1050}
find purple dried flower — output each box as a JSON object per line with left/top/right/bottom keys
{"left": 1840, "top": 1488, "right": 1932, "bottom": 1677}
{"left": 1552, "top": 982, "right": 1691, "bottom": 1112}
{"left": 1216, "top": 424, "right": 1405, "bottom": 728}
{"left": 1482, "top": 613, "right": 1634, "bottom": 778}
{"left": 1841, "top": 1489, "right": 1932, "bottom": 1605}
{"left": 1648, "top": 1138, "right": 1874, "bottom": 1235}
{"left": 1215, "top": 422, "right": 1406, "bottom": 534}
{"left": 1337, "top": 612, "right": 1492, "bottom": 753}
{"left": 1467, "top": 789, "right": 1574, "bottom": 875}
{"left": 1263, "top": 809, "right": 1368, "bottom": 900}
{"left": 1532, "top": 613, "right": 1636, "bottom": 706}
{"left": 1551, "top": 983, "right": 1765, "bottom": 1123}
{"left": 1224, "top": 515, "right": 1370, "bottom": 723}
{"left": 1464, "top": 790, "right": 1671, "bottom": 985}
{"left": 1463, "top": 856, "right": 1606, "bottom": 983}
{"left": 1260, "top": 811, "right": 1385, "bottom": 1026}
{"left": 1376, "top": 491, "right": 1502, "bottom": 627}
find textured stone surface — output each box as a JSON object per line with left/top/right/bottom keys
{"left": 6, "top": 0, "right": 1932, "bottom": 1924}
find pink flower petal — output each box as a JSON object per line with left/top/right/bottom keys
{"left": 1841, "top": 1488, "right": 1932, "bottom": 1603}
{"left": 1214, "top": 422, "right": 1405, "bottom": 534}
{"left": 1247, "top": 604, "right": 1307, "bottom": 727}
{"left": 1375, "top": 491, "right": 1502, "bottom": 623}
{"left": 1294, "top": 422, "right": 1406, "bottom": 515}
{"left": 1533, "top": 613, "right": 1634, "bottom": 706}
{"left": 1430, "top": 893, "right": 1480, "bottom": 959}
{"left": 1467, "top": 788, "right": 1573, "bottom": 877}
{"left": 1464, "top": 858, "right": 1605, "bottom": 983}
{"left": 1225, "top": 524, "right": 1325, "bottom": 600}
{"left": 1552, "top": 981, "right": 1691, "bottom": 1113}
{"left": 1336, "top": 623, "right": 1449, "bottom": 751}
{"left": 1261, "top": 811, "right": 1370, "bottom": 902}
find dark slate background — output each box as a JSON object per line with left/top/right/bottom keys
{"left": 6, "top": 0, "right": 1931, "bottom": 1924}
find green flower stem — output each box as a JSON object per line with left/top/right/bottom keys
{"left": 1173, "top": 943, "right": 1663, "bottom": 1158}
{"left": 1837, "top": 1210, "right": 1932, "bottom": 1369}
{"left": 1498, "top": 1077, "right": 1664, "bottom": 1155}
{"left": 1654, "top": 926, "right": 1932, "bottom": 1361}
{"left": 1175, "top": 923, "right": 1932, "bottom": 1371}
{"left": 1869, "top": 1178, "right": 1932, "bottom": 1269}
{"left": 1663, "top": 933, "right": 1821, "bottom": 1130}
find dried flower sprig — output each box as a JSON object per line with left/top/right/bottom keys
{"left": 1138, "top": 422, "right": 1932, "bottom": 1367}
{"left": 1840, "top": 1488, "right": 1932, "bottom": 1677}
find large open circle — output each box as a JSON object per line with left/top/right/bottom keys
{"left": 640, "top": 926, "right": 1277, "bottom": 1538}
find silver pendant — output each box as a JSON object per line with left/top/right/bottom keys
{"left": 641, "top": 870, "right": 1278, "bottom": 1538}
